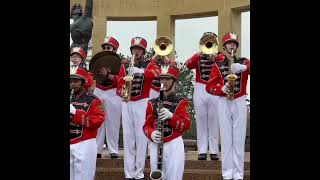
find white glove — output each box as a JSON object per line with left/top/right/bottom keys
{"left": 70, "top": 104, "right": 76, "bottom": 115}
{"left": 221, "top": 83, "right": 229, "bottom": 94}
{"left": 151, "top": 130, "right": 162, "bottom": 143}
{"left": 231, "top": 63, "right": 247, "bottom": 74}
{"left": 130, "top": 67, "right": 144, "bottom": 74}
{"left": 158, "top": 108, "right": 173, "bottom": 121}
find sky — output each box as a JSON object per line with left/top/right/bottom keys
{"left": 70, "top": 11, "right": 250, "bottom": 100}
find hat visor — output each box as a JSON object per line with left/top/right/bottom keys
{"left": 223, "top": 40, "right": 239, "bottom": 46}
{"left": 130, "top": 44, "right": 145, "bottom": 50}
{"left": 70, "top": 75, "right": 85, "bottom": 80}
{"left": 159, "top": 74, "right": 177, "bottom": 80}
{"left": 101, "top": 42, "right": 116, "bottom": 48}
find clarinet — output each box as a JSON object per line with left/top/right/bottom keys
{"left": 70, "top": 89, "right": 75, "bottom": 102}
{"left": 150, "top": 83, "right": 165, "bottom": 180}
{"left": 70, "top": 89, "right": 75, "bottom": 119}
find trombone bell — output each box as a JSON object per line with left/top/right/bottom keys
{"left": 153, "top": 36, "right": 173, "bottom": 56}
{"left": 199, "top": 34, "right": 219, "bottom": 55}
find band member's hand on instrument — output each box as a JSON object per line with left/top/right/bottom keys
{"left": 70, "top": 104, "right": 76, "bottom": 115}
{"left": 231, "top": 63, "right": 247, "bottom": 73}
{"left": 159, "top": 108, "right": 173, "bottom": 121}
{"left": 99, "top": 67, "right": 110, "bottom": 77}
{"left": 207, "top": 54, "right": 216, "bottom": 62}
{"left": 152, "top": 53, "right": 158, "bottom": 60}
{"left": 151, "top": 130, "right": 162, "bottom": 143}
{"left": 121, "top": 59, "right": 129, "bottom": 64}
{"left": 196, "top": 52, "right": 202, "bottom": 58}
{"left": 221, "top": 83, "right": 230, "bottom": 94}
{"left": 121, "top": 85, "right": 126, "bottom": 97}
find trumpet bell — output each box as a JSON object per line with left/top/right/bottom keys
{"left": 153, "top": 36, "right": 173, "bottom": 56}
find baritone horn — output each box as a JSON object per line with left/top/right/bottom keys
{"left": 153, "top": 36, "right": 173, "bottom": 63}
{"left": 199, "top": 32, "right": 219, "bottom": 56}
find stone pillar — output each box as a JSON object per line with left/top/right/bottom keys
{"left": 92, "top": 16, "right": 106, "bottom": 54}
{"left": 156, "top": 15, "right": 175, "bottom": 59}
{"left": 218, "top": 4, "right": 241, "bottom": 56}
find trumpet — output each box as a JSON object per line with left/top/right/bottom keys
{"left": 199, "top": 32, "right": 219, "bottom": 57}
{"left": 121, "top": 56, "right": 135, "bottom": 103}
{"left": 226, "top": 49, "right": 237, "bottom": 100}
{"left": 150, "top": 83, "right": 165, "bottom": 180}
{"left": 153, "top": 36, "right": 173, "bottom": 64}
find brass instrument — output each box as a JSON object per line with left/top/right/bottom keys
{"left": 121, "top": 56, "right": 134, "bottom": 103}
{"left": 89, "top": 51, "right": 122, "bottom": 84}
{"left": 226, "top": 49, "right": 237, "bottom": 100}
{"left": 199, "top": 32, "right": 219, "bottom": 57}
{"left": 153, "top": 36, "right": 173, "bottom": 64}
{"left": 150, "top": 83, "right": 165, "bottom": 180}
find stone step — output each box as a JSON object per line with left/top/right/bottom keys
{"left": 96, "top": 158, "right": 250, "bottom": 171}
{"left": 95, "top": 167, "right": 250, "bottom": 180}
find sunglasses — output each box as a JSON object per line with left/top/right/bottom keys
{"left": 102, "top": 46, "right": 113, "bottom": 51}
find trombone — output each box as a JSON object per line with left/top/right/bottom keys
{"left": 199, "top": 32, "right": 219, "bottom": 57}
{"left": 152, "top": 36, "right": 173, "bottom": 64}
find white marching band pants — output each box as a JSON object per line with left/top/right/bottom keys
{"left": 70, "top": 139, "right": 97, "bottom": 180}
{"left": 150, "top": 136, "right": 185, "bottom": 180}
{"left": 122, "top": 98, "right": 149, "bottom": 179}
{"left": 94, "top": 88, "right": 122, "bottom": 155}
{"left": 218, "top": 95, "right": 247, "bottom": 180}
{"left": 193, "top": 83, "right": 220, "bottom": 154}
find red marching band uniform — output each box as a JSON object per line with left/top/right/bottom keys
{"left": 70, "top": 66, "right": 105, "bottom": 180}
{"left": 70, "top": 46, "right": 94, "bottom": 91}
{"left": 143, "top": 65, "right": 191, "bottom": 180}
{"left": 206, "top": 32, "right": 250, "bottom": 180}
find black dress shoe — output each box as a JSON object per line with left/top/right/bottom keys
{"left": 146, "top": 154, "right": 150, "bottom": 159}
{"left": 110, "top": 153, "right": 119, "bottom": 159}
{"left": 97, "top": 154, "right": 102, "bottom": 158}
{"left": 210, "top": 154, "right": 219, "bottom": 160}
{"left": 198, "top": 153, "right": 207, "bottom": 160}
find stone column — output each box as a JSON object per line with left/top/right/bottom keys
{"left": 92, "top": 16, "right": 106, "bottom": 54}
{"left": 218, "top": 3, "right": 241, "bottom": 56}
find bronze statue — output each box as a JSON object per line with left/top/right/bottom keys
{"left": 70, "top": 0, "right": 93, "bottom": 53}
